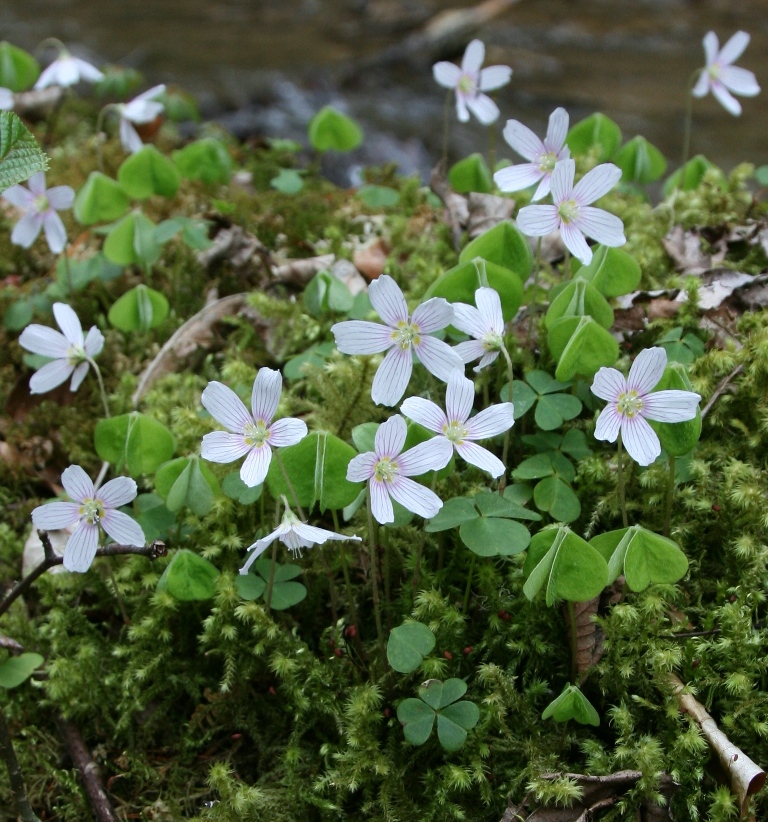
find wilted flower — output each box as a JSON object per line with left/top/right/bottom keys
{"left": 201, "top": 369, "right": 307, "bottom": 488}
{"left": 693, "top": 31, "right": 760, "bottom": 116}
{"left": 2, "top": 171, "right": 75, "bottom": 254}
{"left": 331, "top": 274, "right": 463, "bottom": 407}
{"left": 34, "top": 50, "right": 103, "bottom": 89}
{"left": 346, "top": 415, "right": 452, "bottom": 524}
{"left": 433, "top": 39, "right": 511, "bottom": 125}
{"left": 18, "top": 302, "right": 104, "bottom": 394}
{"left": 118, "top": 85, "right": 165, "bottom": 153}
{"left": 516, "top": 158, "right": 625, "bottom": 266}
{"left": 0, "top": 88, "right": 13, "bottom": 110}
{"left": 240, "top": 507, "right": 361, "bottom": 574}
{"left": 494, "top": 107, "right": 570, "bottom": 200}
{"left": 401, "top": 370, "right": 514, "bottom": 478}
{"left": 452, "top": 287, "right": 505, "bottom": 373}
{"left": 591, "top": 347, "right": 701, "bottom": 466}
{"left": 31, "top": 465, "right": 145, "bottom": 573}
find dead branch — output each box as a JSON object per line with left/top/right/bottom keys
{"left": 272, "top": 253, "right": 335, "bottom": 287}
{"left": 0, "top": 636, "right": 25, "bottom": 654}
{"left": 0, "top": 710, "right": 40, "bottom": 822}
{"left": 700, "top": 364, "right": 744, "bottom": 419}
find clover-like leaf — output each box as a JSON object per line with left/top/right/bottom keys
{"left": 235, "top": 558, "right": 306, "bottom": 610}
{"left": 613, "top": 135, "right": 667, "bottom": 184}
{"left": 449, "top": 153, "right": 493, "bottom": 194}
{"left": 566, "top": 112, "right": 622, "bottom": 161}
{"left": 308, "top": 106, "right": 363, "bottom": 152}
{"left": 387, "top": 622, "right": 436, "bottom": 673}
{"left": 0, "top": 653, "right": 44, "bottom": 689}
{"left": 545, "top": 279, "right": 614, "bottom": 331}
{"left": 573, "top": 245, "right": 641, "bottom": 298}
{"left": 542, "top": 683, "right": 600, "bottom": 726}
{"left": 156, "top": 549, "right": 220, "bottom": 601}
{"left": 459, "top": 221, "right": 533, "bottom": 283}
{"left": 155, "top": 456, "right": 220, "bottom": 517}
{"left": 548, "top": 315, "right": 619, "bottom": 382}
{"left": 94, "top": 412, "right": 176, "bottom": 475}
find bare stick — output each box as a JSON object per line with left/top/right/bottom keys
{"left": 701, "top": 364, "right": 744, "bottom": 419}
{"left": 0, "top": 710, "right": 40, "bottom": 822}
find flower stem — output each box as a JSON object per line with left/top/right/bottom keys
{"left": 87, "top": 358, "right": 110, "bottom": 419}
{"left": 274, "top": 451, "right": 305, "bottom": 520}
{"left": 441, "top": 89, "right": 452, "bottom": 170}
{"left": 365, "top": 492, "right": 386, "bottom": 665}
{"left": 499, "top": 344, "right": 515, "bottom": 492}
{"left": 412, "top": 474, "right": 438, "bottom": 604}
{"left": 681, "top": 70, "right": 701, "bottom": 168}
{"left": 381, "top": 527, "right": 392, "bottom": 631}
{"left": 664, "top": 454, "right": 675, "bottom": 538}
{"left": 265, "top": 500, "right": 282, "bottom": 614}
{"left": 0, "top": 709, "right": 41, "bottom": 822}
{"left": 567, "top": 600, "right": 578, "bottom": 684}
{"left": 563, "top": 248, "right": 571, "bottom": 279}
{"left": 62, "top": 246, "right": 73, "bottom": 297}
{"left": 106, "top": 558, "right": 129, "bottom": 626}
{"left": 526, "top": 237, "right": 543, "bottom": 346}
{"left": 487, "top": 121, "right": 496, "bottom": 173}
{"left": 617, "top": 434, "right": 628, "bottom": 528}
{"left": 462, "top": 553, "right": 476, "bottom": 614}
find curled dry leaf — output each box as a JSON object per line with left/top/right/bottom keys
{"left": 663, "top": 225, "right": 726, "bottom": 275}
{"left": 353, "top": 237, "right": 389, "bottom": 280}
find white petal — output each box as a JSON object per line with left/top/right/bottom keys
{"left": 476, "top": 287, "right": 504, "bottom": 333}
{"left": 388, "top": 476, "right": 443, "bottom": 519}
{"left": 456, "top": 93, "right": 469, "bottom": 123}
{"left": 594, "top": 405, "right": 622, "bottom": 443}
{"left": 454, "top": 340, "right": 487, "bottom": 366}
{"left": 240, "top": 445, "right": 272, "bottom": 487}
{"left": 31, "top": 501, "right": 81, "bottom": 530}
{"left": 34, "top": 63, "right": 60, "bottom": 90}
{"left": 532, "top": 175, "right": 552, "bottom": 201}
{"left": 72, "top": 57, "right": 103, "bottom": 83}
{"left": 433, "top": 61, "right": 462, "bottom": 89}
{"left": 711, "top": 81, "right": 742, "bottom": 115}
{"left": 400, "top": 397, "right": 447, "bottom": 433}
{"left": 54, "top": 58, "right": 80, "bottom": 87}
{"left": 347, "top": 452, "right": 377, "bottom": 482}
{"left": 28, "top": 172, "right": 46, "bottom": 197}
{"left": 466, "top": 93, "right": 499, "bottom": 125}
{"left": 398, "top": 437, "right": 453, "bottom": 476}
{"left": 411, "top": 297, "right": 454, "bottom": 334}
{"left": 575, "top": 207, "right": 625, "bottom": 248}
{"left": 201, "top": 381, "right": 252, "bottom": 433}
{"left": 550, "top": 158, "right": 575, "bottom": 203}
{"left": 544, "top": 107, "right": 569, "bottom": 151}
{"left": 2, "top": 184, "right": 35, "bottom": 208}
{"left": 455, "top": 441, "right": 505, "bottom": 478}
{"left": 374, "top": 414, "right": 407, "bottom": 458}
{"left": 0, "top": 88, "right": 13, "bottom": 110}
{"left": 446, "top": 369, "right": 474, "bottom": 422}
{"left": 718, "top": 31, "right": 750, "bottom": 66}
{"left": 268, "top": 417, "right": 307, "bottom": 447}
{"left": 43, "top": 210, "right": 67, "bottom": 254}
{"left": 46, "top": 186, "right": 75, "bottom": 211}
{"left": 53, "top": 303, "right": 84, "bottom": 346}
{"left": 368, "top": 274, "right": 408, "bottom": 327}
{"left": 371, "top": 347, "right": 413, "bottom": 406}
{"left": 720, "top": 66, "right": 760, "bottom": 97}
{"left": 466, "top": 403, "right": 514, "bottom": 439}
{"left": 84, "top": 326, "right": 105, "bottom": 358}
{"left": 201, "top": 431, "right": 251, "bottom": 463}
{"left": 370, "top": 480, "right": 394, "bottom": 524}
{"left": 332, "top": 320, "right": 393, "bottom": 355}
{"left": 621, "top": 416, "right": 661, "bottom": 466}
{"left": 97, "top": 476, "right": 138, "bottom": 509}
{"left": 69, "top": 361, "right": 89, "bottom": 391}
{"left": 452, "top": 303, "right": 486, "bottom": 339}
{"left": 29, "top": 359, "right": 74, "bottom": 393}
{"left": 11, "top": 211, "right": 43, "bottom": 248}
{"left": 462, "top": 39, "right": 485, "bottom": 74}
{"left": 703, "top": 31, "right": 719, "bottom": 67}
{"left": 591, "top": 367, "right": 626, "bottom": 402}
{"left": 133, "top": 84, "right": 166, "bottom": 103}
{"left": 502, "top": 120, "right": 545, "bottom": 162}
{"left": 18, "top": 324, "right": 69, "bottom": 358}
{"left": 573, "top": 163, "right": 622, "bottom": 206}
{"left": 642, "top": 390, "right": 701, "bottom": 423}
{"left": 692, "top": 70, "right": 710, "bottom": 98}
{"left": 101, "top": 510, "right": 145, "bottom": 546}
{"left": 560, "top": 222, "right": 592, "bottom": 266}
{"left": 240, "top": 535, "right": 278, "bottom": 574}
{"left": 61, "top": 464, "right": 94, "bottom": 503}
{"left": 415, "top": 335, "right": 464, "bottom": 382}
{"left": 251, "top": 368, "right": 281, "bottom": 424}
{"left": 627, "top": 347, "right": 667, "bottom": 396}
{"left": 516, "top": 205, "right": 559, "bottom": 237}
{"left": 123, "top": 98, "right": 163, "bottom": 124}
{"left": 479, "top": 65, "right": 512, "bottom": 92}
{"left": 474, "top": 351, "right": 499, "bottom": 373}
{"left": 64, "top": 524, "right": 100, "bottom": 573}
{"left": 494, "top": 163, "right": 544, "bottom": 194}
{"left": 119, "top": 118, "right": 144, "bottom": 153}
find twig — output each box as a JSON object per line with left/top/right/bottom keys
{"left": 0, "top": 709, "right": 40, "bottom": 821}
{"left": 701, "top": 364, "right": 744, "bottom": 419}
{"left": 0, "top": 636, "right": 25, "bottom": 654}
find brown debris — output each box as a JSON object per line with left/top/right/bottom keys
{"left": 272, "top": 254, "right": 336, "bottom": 287}
{"left": 354, "top": 237, "right": 389, "bottom": 280}
{"left": 663, "top": 226, "right": 726, "bottom": 275}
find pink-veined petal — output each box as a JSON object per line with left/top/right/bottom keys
{"left": 621, "top": 415, "right": 661, "bottom": 466}
{"left": 31, "top": 501, "right": 81, "bottom": 531}
{"left": 374, "top": 414, "right": 407, "bottom": 458}
{"left": 411, "top": 297, "right": 454, "bottom": 334}
{"left": 370, "top": 479, "right": 394, "bottom": 524}
{"left": 368, "top": 274, "right": 408, "bottom": 326}
{"left": 544, "top": 107, "right": 569, "bottom": 151}
{"left": 594, "top": 405, "right": 622, "bottom": 443}
{"left": 201, "top": 381, "right": 252, "bottom": 433}
{"left": 627, "top": 347, "right": 667, "bottom": 395}
{"left": 61, "top": 464, "right": 94, "bottom": 503}
{"left": 494, "top": 162, "right": 544, "bottom": 193}
{"left": 400, "top": 397, "right": 447, "bottom": 433}
{"left": 466, "top": 403, "right": 514, "bottom": 439}
{"left": 11, "top": 211, "right": 43, "bottom": 248}
{"left": 294, "top": 522, "right": 360, "bottom": 545}
{"left": 201, "top": 431, "right": 251, "bottom": 463}
{"left": 452, "top": 303, "right": 485, "bottom": 339}
{"left": 331, "top": 320, "right": 393, "bottom": 354}
{"left": 119, "top": 118, "right": 144, "bottom": 153}
{"left": 251, "top": 368, "right": 282, "bottom": 424}
{"left": 591, "top": 367, "right": 626, "bottom": 402}
{"left": 69, "top": 361, "right": 89, "bottom": 391}
{"left": 455, "top": 441, "right": 505, "bottom": 478}
{"left": 575, "top": 206, "right": 626, "bottom": 248}
{"left": 27, "top": 172, "right": 46, "bottom": 196}
{"left": 446, "top": 369, "right": 474, "bottom": 422}
{"left": 371, "top": 346, "right": 413, "bottom": 406}
{"left": 240, "top": 445, "right": 271, "bottom": 487}
{"left": 462, "top": 39, "right": 485, "bottom": 74}
{"left": 475, "top": 287, "right": 503, "bottom": 333}
{"left": 517, "top": 204, "right": 559, "bottom": 237}
{"left": 101, "top": 510, "right": 145, "bottom": 546}
{"left": 84, "top": 326, "right": 105, "bottom": 358}
{"left": 53, "top": 303, "right": 84, "bottom": 346}
{"left": 239, "top": 536, "right": 276, "bottom": 574}
{"left": 46, "top": 186, "right": 75, "bottom": 210}
{"left": 433, "top": 61, "right": 462, "bottom": 89}
{"left": 456, "top": 93, "right": 469, "bottom": 123}
{"left": 560, "top": 222, "right": 592, "bottom": 266}
{"left": 267, "top": 417, "right": 307, "bottom": 447}
{"left": 63, "top": 523, "right": 99, "bottom": 573}
{"left": 502, "top": 119, "right": 545, "bottom": 161}
{"left": 720, "top": 65, "right": 760, "bottom": 97}
{"left": 398, "top": 437, "right": 453, "bottom": 476}
{"left": 97, "top": 476, "right": 138, "bottom": 509}
{"left": 72, "top": 57, "right": 103, "bottom": 83}
{"left": 479, "top": 65, "right": 512, "bottom": 91}
{"left": 388, "top": 476, "right": 443, "bottom": 519}
{"left": 573, "top": 162, "right": 622, "bottom": 205}
{"left": 702, "top": 31, "right": 719, "bottom": 67}
{"left": 415, "top": 335, "right": 464, "bottom": 382}
{"left": 550, "top": 158, "right": 575, "bottom": 203}
{"left": 466, "top": 93, "right": 499, "bottom": 125}
{"left": 2, "top": 184, "right": 35, "bottom": 208}
{"left": 711, "top": 81, "right": 742, "bottom": 115}
{"left": 642, "top": 390, "right": 701, "bottom": 423}
{"left": 18, "top": 324, "right": 69, "bottom": 358}
{"left": 347, "top": 452, "right": 377, "bottom": 482}
{"left": 718, "top": 30, "right": 750, "bottom": 66}
{"left": 692, "top": 70, "right": 710, "bottom": 98}
{"left": 42, "top": 210, "right": 67, "bottom": 254}
{"left": 532, "top": 174, "right": 552, "bottom": 201}
{"left": 474, "top": 351, "right": 499, "bottom": 373}
{"left": 29, "top": 359, "right": 74, "bottom": 393}
{"left": 454, "top": 339, "right": 487, "bottom": 365}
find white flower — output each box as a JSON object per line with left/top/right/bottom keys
{"left": 31, "top": 464, "right": 145, "bottom": 573}
{"left": 692, "top": 31, "right": 760, "bottom": 116}
{"left": 18, "top": 302, "right": 104, "bottom": 394}
{"left": 451, "top": 287, "right": 505, "bottom": 373}
{"left": 2, "top": 171, "right": 75, "bottom": 254}
{"left": 591, "top": 347, "right": 701, "bottom": 466}
{"left": 34, "top": 52, "right": 103, "bottom": 90}
{"left": 201, "top": 369, "right": 308, "bottom": 488}
{"left": 494, "top": 107, "right": 570, "bottom": 201}
{"left": 346, "top": 415, "right": 452, "bottom": 524}
{"left": 0, "top": 88, "right": 14, "bottom": 110}
{"left": 331, "top": 274, "right": 463, "bottom": 407}
{"left": 240, "top": 508, "right": 361, "bottom": 574}
{"left": 118, "top": 85, "right": 166, "bottom": 153}
{"left": 516, "top": 158, "right": 625, "bottom": 266}
{"left": 433, "top": 39, "right": 512, "bottom": 125}
{"left": 401, "top": 370, "right": 513, "bottom": 478}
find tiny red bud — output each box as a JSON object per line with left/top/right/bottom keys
{"left": 329, "top": 638, "right": 335, "bottom": 647}
{"left": 230, "top": 733, "right": 242, "bottom": 740}
{"left": 712, "top": 503, "right": 721, "bottom": 512}
{"left": 268, "top": 686, "right": 277, "bottom": 696}
{"left": 730, "top": 595, "right": 737, "bottom": 603}
{"left": 345, "top": 625, "right": 357, "bottom": 638}
{"left": 692, "top": 659, "right": 700, "bottom": 668}
{"left": 498, "top": 609, "right": 510, "bottom": 621}
{"left": 334, "top": 647, "right": 343, "bottom": 657}
{"left": 463, "top": 646, "right": 474, "bottom": 656}
{"left": 443, "top": 650, "right": 453, "bottom": 660}
{"left": 384, "top": 708, "right": 391, "bottom": 717}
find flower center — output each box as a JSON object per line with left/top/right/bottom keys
{"left": 708, "top": 63, "right": 722, "bottom": 80}
{"left": 443, "top": 420, "right": 469, "bottom": 445}
{"left": 539, "top": 151, "right": 557, "bottom": 173}
{"left": 457, "top": 74, "right": 477, "bottom": 95}
{"left": 243, "top": 420, "right": 269, "bottom": 447}
{"left": 557, "top": 199, "right": 579, "bottom": 225}
{"left": 482, "top": 330, "right": 503, "bottom": 352}
{"left": 34, "top": 194, "right": 49, "bottom": 213}
{"left": 617, "top": 390, "right": 643, "bottom": 418}
{"left": 79, "top": 498, "right": 104, "bottom": 525}
{"left": 373, "top": 457, "right": 398, "bottom": 484}
{"left": 66, "top": 344, "right": 86, "bottom": 366}
{"left": 391, "top": 321, "right": 420, "bottom": 351}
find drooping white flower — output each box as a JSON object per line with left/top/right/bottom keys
{"left": 692, "top": 31, "right": 760, "bottom": 116}
{"left": 451, "top": 287, "right": 505, "bottom": 373}
{"left": 346, "top": 415, "right": 452, "bottom": 524}
{"left": 18, "top": 302, "right": 104, "bottom": 394}
{"left": 240, "top": 507, "right": 361, "bottom": 574}
{"left": 331, "top": 274, "right": 463, "bottom": 407}
{"left": 0, "top": 88, "right": 14, "bottom": 110}
{"left": 433, "top": 39, "right": 512, "bottom": 125}
{"left": 201, "top": 369, "right": 307, "bottom": 488}
{"left": 31, "top": 465, "right": 145, "bottom": 573}
{"left": 591, "top": 347, "right": 701, "bottom": 466}
{"left": 2, "top": 171, "right": 75, "bottom": 254}
{"left": 401, "top": 369, "right": 513, "bottom": 478}
{"left": 516, "top": 158, "right": 625, "bottom": 266}
{"left": 34, "top": 51, "right": 103, "bottom": 90}
{"left": 118, "top": 85, "right": 166, "bottom": 153}
{"left": 494, "top": 107, "right": 570, "bottom": 201}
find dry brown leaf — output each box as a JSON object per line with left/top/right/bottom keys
{"left": 353, "top": 238, "right": 389, "bottom": 280}
{"left": 663, "top": 226, "right": 726, "bottom": 275}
